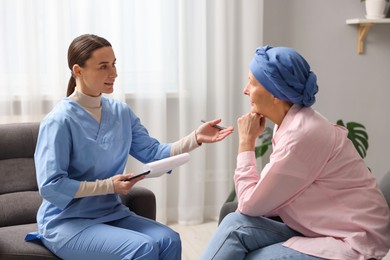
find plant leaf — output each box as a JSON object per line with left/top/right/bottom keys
{"left": 352, "top": 129, "right": 368, "bottom": 140}
{"left": 336, "top": 119, "right": 345, "bottom": 127}
{"left": 346, "top": 121, "right": 366, "bottom": 131}
{"left": 255, "top": 127, "right": 273, "bottom": 158}
{"left": 353, "top": 133, "right": 369, "bottom": 149}
{"left": 344, "top": 121, "right": 369, "bottom": 158}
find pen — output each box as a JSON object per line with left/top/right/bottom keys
{"left": 201, "top": 120, "right": 226, "bottom": 130}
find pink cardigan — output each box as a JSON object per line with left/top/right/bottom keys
{"left": 235, "top": 105, "right": 390, "bottom": 260}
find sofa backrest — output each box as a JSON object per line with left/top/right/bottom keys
{"left": 380, "top": 171, "right": 390, "bottom": 209}
{"left": 0, "top": 122, "right": 42, "bottom": 227}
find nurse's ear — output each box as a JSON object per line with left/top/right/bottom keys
{"left": 72, "top": 64, "right": 82, "bottom": 78}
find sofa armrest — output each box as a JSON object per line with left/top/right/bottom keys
{"left": 120, "top": 186, "right": 156, "bottom": 220}
{"left": 218, "top": 201, "right": 238, "bottom": 225}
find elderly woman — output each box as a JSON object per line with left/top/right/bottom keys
{"left": 202, "top": 46, "right": 390, "bottom": 260}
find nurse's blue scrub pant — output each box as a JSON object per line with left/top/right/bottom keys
{"left": 43, "top": 214, "right": 181, "bottom": 260}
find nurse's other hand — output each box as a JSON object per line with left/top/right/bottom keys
{"left": 112, "top": 173, "right": 144, "bottom": 195}
{"left": 196, "top": 118, "right": 234, "bottom": 144}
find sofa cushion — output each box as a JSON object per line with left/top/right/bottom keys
{"left": 0, "top": 123, "right": 38, "bottom": 160}
{"left": 0, "top": 191, "right": 42, "bottom": 227}
{"left": 0, "top": 223, "right": 58, "bottom": 259}
{"left": 0, "top": 158, "right": 38, "bottom": 195}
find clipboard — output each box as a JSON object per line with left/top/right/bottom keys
{"left": 124, "top": 153, "right": 191, "bottom": 181}
{"left": 124, "top": 171, "right": 150, "bottom": 181}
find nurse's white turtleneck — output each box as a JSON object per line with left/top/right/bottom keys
{"left": 69, "top": 87, "right": 102, "bottom": 123}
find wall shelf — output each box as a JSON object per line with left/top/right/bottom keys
{"left": 346, "top": 18, "right": 390, "bottom": 54}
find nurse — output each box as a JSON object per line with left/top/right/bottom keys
{"left": 27, "top": 34, "right": 234, "bottom": 259}
{"left": 201, "top": 46, "right": 390, "bottom": 260}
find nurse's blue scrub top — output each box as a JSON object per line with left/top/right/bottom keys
{"left": 27, "top": 97, "right": 171, "bottom": 253}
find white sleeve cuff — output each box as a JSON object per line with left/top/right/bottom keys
{"left": 74, "top": 178, "right": 115, "bottom": 198}
{"left": 170, "top": 131, "right": 201, "bottom": 156}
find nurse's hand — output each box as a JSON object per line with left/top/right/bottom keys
{"left": 112, "top": 173, "right": 145, "bottom": 195}
{"left": 196, "top": 118, "right": 234, "bottom": 144}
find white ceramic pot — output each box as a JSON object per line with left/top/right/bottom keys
{"left": 365, "top": 0, "right": 387, "bottom": 19}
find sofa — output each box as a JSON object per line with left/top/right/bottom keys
{"left": 0, "top": 122, "right": 157, "bottom": 259}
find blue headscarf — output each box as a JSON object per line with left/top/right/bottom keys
{"left": 249, "top": 46, "right": 318, "bottom": 107}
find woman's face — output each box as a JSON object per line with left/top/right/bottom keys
{"left": 243, "top": 71, "right": 274, "bottom": 116}
{"left": 74, "top": 46, "right": 117, "bottom": 97}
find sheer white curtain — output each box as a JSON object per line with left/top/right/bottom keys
{"left": 0, "top": 0, "right": 262, "bottom": 225}
{"left": 0, "top": 0, "right": 177, "bottom": 121}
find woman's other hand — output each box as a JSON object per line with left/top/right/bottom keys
{"left": 196, "top": 118, "right": 234, "bottom": 144}
{"left": 112, "top": 173, "right": 145, "bottom": 195}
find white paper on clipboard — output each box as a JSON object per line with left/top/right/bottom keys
{"left": 143, "top": 153, "right": 191, "bottom": 178}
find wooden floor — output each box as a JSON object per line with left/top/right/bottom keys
{"left": 168, "top": 221, "right": 218, "bottom": 260}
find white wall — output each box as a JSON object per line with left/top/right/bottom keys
{"left": 260, "top": 0, "right": 390, "bottom": 182}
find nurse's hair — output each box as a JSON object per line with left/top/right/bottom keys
{"left": 66, "top": 34, "right": 112, "bottom": 97}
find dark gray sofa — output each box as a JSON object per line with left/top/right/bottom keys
{"left": 0, "top": 122, "right": 157, "bottom": 259}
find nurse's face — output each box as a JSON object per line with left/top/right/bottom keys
{"left": 243, "top": 71, "right": 274, "bottom": 117}
{"left": 74, "top": 46, "right": 117, "bottom": 97}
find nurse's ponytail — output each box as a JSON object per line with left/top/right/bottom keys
{"left": 66, "top": 34, "right": 112, "bottom": 97}
{"left": 67, "top": 76, "right": 76, "bottom": 97}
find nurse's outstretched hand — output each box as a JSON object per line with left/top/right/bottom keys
{"left": 196, "top": 118, "right": 234, "bottom": 144}
{"left": 112, "top": 173, "right": 144, "bottom": 195}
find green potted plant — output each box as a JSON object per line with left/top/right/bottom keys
{"left": 225, "top": 120, "right": 369, "bottom": 203}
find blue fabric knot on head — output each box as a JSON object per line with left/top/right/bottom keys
{"left": 249, "top": 46, "right": 318, "bottom": 107}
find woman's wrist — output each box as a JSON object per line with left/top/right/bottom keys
{"left": 238, "top": 134, "right": 257, "bottom": 150}
{"left": 238, "top": 142, "right": 255, "bottom": 153}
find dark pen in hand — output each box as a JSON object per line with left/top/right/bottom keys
{"left": 201, "top": 120, "right": 226, "bottom": 130}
